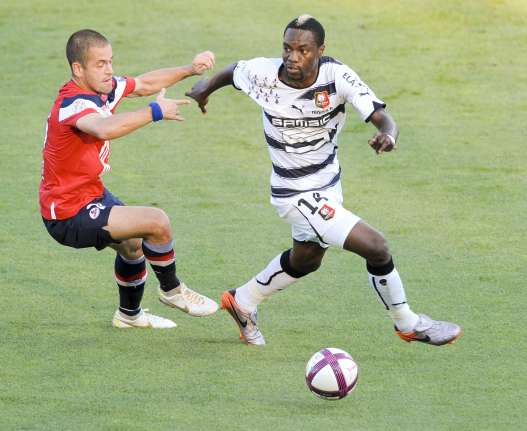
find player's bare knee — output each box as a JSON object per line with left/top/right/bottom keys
{"left": 294, "top": 258, "right": 321, "bottom": 274}
{"left": 290, "top": 247, "right": 324, "bottom": 274}
{"left": 305, "top": 255, "right": 323, "bottom": 273}
{"left": 126, "top": 238, "right": 143, "bottom": 257}
{"left": 147, "top": 208, "right": 173, "bottom": 242}
{"left": 367, "top": 233, "right": 390, "bottom": 265}
{"left": 113, "top": 238, "right": 143, "bottom": 260}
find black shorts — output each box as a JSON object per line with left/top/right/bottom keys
{"left": 43, "top": 189, "right": 124, "bottom": 250}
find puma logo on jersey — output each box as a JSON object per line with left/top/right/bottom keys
{"left": 291, "top": 104, "right": 303, "bottom": 113}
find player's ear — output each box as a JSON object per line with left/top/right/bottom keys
{"left": 71, "top": 61, "right": 83, "bottom": 78}
{"left": 318, "top": 44, "right": 325, "bottom": 56}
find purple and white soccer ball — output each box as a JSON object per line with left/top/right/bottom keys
{"left": 305, "top": 347, "right": 359, "bottom": 400}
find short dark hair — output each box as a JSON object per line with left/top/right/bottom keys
{"left": 66, "top": 29, "right": 109, "bottom": 68}
{"left": 284, "top": 15, "right": 325, "bottom": 47}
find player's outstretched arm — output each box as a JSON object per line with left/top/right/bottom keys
{"left": 185, "top": 63, "right": 237, "bottom": 113}
{"left": 368, "top": 109, "right": 399, "bottom": 155}
{"left": 76, "top": 89, "right": 190, "bottom": 140}
{"left": 130, "top": 51, "right": 215, "bottom": 97}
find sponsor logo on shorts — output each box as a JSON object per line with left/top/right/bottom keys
{"left": 89, "top": 207, "right": 100, "bottom": 219}
{"left": 87, "top": 202, "right": 106, "bottom": 220}
{"left": 318, "top": 203, "right": 335, "bottom": 220}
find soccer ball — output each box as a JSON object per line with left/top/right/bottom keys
{"left": 305, "top": 347, "right": 359, "bottom": 400}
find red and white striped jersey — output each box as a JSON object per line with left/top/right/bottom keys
{"left": 39, "top": 76, "right": 135, "bottom": 220}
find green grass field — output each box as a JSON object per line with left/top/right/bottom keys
{"left": 1, "top": 0, "right": 526, "bottom": 430}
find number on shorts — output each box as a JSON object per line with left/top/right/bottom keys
{"left": 297, "top": 192, "right": 329, "bottom": 215}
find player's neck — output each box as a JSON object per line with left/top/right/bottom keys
{"left": 278, "top": 65, "right": 319, "bottom": 89}
{"left": 71, "top": 76, "right": 96, "bottom": 94}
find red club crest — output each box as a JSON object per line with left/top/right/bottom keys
{"left": 314, "top": 90, "right": 330, "bottom": 109}
{"left": 318, "top": 203, "right": 335, "bottom": 220}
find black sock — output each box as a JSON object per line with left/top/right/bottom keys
{"left": 118, "top": 285, "right": 144, "bottom": 316}
{"left": 153, "top": 261, "right": 181, "bottom": 292}
{"left": 142, "top": 241, "right": 180, "bottom": 292}
{"left": 366, "top": 257, "right": 395, "bottom": 276}
{"left": 115, "top": 254, "right": 146, "bottom": 315}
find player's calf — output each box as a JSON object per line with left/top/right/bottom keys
{"left": 114, "top": 253, "right": 147, "bottom": 317}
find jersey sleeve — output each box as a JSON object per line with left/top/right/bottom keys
{"left": 232, "top": 57, "right": 272, "bottom": 92}
{"left": 58, "top": 96, "right": 100, "bottom": 127}
{"left": 108, "top": 76, "right": 136, "bottom": 112}
{"left": 335, "top": 65, "right": 386, "bottom": 122}
{"left": 232, "top": 59, "right": 252, "bottom": 91}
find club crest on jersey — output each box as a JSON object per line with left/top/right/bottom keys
{"left": 314, "top": 91, "right": 330, "bottom": 109}
{"left": 318, "top": 203, "right": 335, "bottom": 221}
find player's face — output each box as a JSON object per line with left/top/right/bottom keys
{"left": 74, "top": 44, "right": 114, "bottom": 94}
{"left": 282, "top": 29, "right": 324, "bottom": 87}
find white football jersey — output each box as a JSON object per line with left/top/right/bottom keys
{"left": 232, "top": 56, "right": 385, "bottom": 199}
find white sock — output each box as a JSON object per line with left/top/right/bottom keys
{"left": 367, "top": 264, "right": 419, "bottom": 332}
{"left": 235, "top": 252, "right": 300, "bottom": 312}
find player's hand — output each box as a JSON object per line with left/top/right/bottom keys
{"left": 155, "top": 88, "right": 191, "bottom": 121}
{"left": 185, "top": 79, "right": 210, "bottom": 114}
{"left": 191, "top": 51, "right": 215, "bottom": 75}
{"left": 368, "top": 132, "right": 397, "bottom": 154}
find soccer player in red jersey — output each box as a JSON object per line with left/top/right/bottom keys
{"left": 40, "top": 29, "right": 218, "bottom": 328}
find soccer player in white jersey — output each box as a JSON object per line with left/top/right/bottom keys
{"left": 186, "top": 16, "right": 463, "bottom": 346}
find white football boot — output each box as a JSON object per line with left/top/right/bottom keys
{"left": 396, "top": 314, "right": 462, "bottom": 346}
{"left": 221, "top": 289, "right": 266, "bottom": 346}
{"left": 159, "top": 282, "right": 218, "bottom": 317}
{"left": 112, "top": 309, "right": 177, "bottom": 329}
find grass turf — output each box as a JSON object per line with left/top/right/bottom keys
{"left": 1, "top": 0, "right": 526, "bottom": 430}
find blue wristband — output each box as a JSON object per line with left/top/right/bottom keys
{"left": 149, "top": 102, "right": 163, "bottom": 122}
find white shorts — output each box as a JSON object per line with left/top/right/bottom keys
{"left": 271, "top": 183, "right": 361, "bottom": 249}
